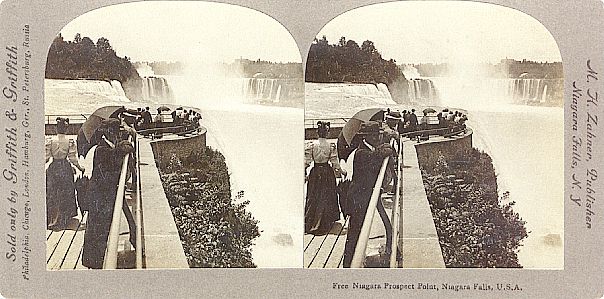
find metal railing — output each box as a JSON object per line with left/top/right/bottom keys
{"left": 135, "top": 123, "right": 202, "bottom": 136}
{"left": 400, "top": 125, "right": 467, "bottom": 139}
{"left": 350, "top": 156, "right": 390, "bottom": 268}
{"left": 305, "top": 117, "right": 348, "bottom": 128}
{"left": 103, "top": 137, "right": 132, "bottom": 269}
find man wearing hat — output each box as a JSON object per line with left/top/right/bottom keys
{"left": 343, "top": 121, "right": 395, "bottom": 268}
{"left": 82, "top": 118, "right": 136, "bottom": 269}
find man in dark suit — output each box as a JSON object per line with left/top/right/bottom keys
{"left": 343, "top": 121, "right": 394, "bottom": 268}
{"left": 407, "top": 109, "right": 418, "bottom": 138}
{"left": 141, "top": 107, "right": 152, "bottom": 125}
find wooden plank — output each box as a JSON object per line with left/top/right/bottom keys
{"left": 46, "top": 230, "right": 65, "bottom": 263}
{"left": 304, "top": 234, "right": 326, "bottom": 268}
{"left": 308, "top": 233, "right": 339, "bottom": 268}
{"left": 325, "top": 235, "right": 347, "bottom": 268}
{"left": 303, "top": 234, "right": 315, "bottom": 251}
{"left": 60, "top": 213, "right": 87, "bottom": 270}
{"left": 74, "top": 246, "right": 87, "bottom": 270}
{"left": 324, "top": 218, "right": 348, "bottom": 269}
{"left": 47, "top": 229, "right": 76, "bottom": 270}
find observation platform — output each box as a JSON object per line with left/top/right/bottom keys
{"left": 303, "top": 130, "right": 471, "bottom": 268}
{"left": 46, "top": 124, "right": 206, "bottom": 270}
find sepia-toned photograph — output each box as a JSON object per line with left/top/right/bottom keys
{"left": 44, "top": 1, "right": 303, "bottom": 270}
{"left": 303, "top": 1, "right": 563, "bottom": 269}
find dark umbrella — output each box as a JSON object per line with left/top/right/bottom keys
{"left": 157, "top": 105, "right": 171, "bottom": 112}
{"left": 77, "top": 106, "right": 125, "bottom": 157}
{"left": 337, "top": 108, "right": 384, "bottom": 161}
{"left": 340, "top": 108, "right": 384, "bottom": 145}
{"left": 81, "top": 106, "right": 125, "bottom": 142}
{"left": 423, "top": 108, "right": 437, "bottom": 114}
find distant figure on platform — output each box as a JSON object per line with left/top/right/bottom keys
{"left": 82, "top": 119, "right": 135, "bottom": 269}
{"left": 142, "top": 107, "right": 152, "bottom": 125}
{"left": 182, "top": 110, "right": 190, "bottom": 123}
{"left": 154, "top": 108, "right": 164, "bottom": 123}
{"left": 407, "top": 109, "right": 418, "bottom": 138}
{"left": 343, "top": 122, "right": 394, "bottom": 268}
{"left": 46, "top": 117, "right": 85, "bottom": 230}
{"left": 304, "top": 121, "right": 346, "bottom": 234}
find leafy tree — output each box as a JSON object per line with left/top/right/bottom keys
{"left": 305, "top": 36, "right": 406, "bottom": 87}
{"left": 45, "top": 33, "right": 143, "bottom": 100}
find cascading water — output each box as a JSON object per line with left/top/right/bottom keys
{"left": 429, "top": 77, "right": 563, "bottom": 109}
{"left": 406, "top": 79, "right": 438, "bottom": 104}
{"left": 141, "top": 76, "right": 173, "bottom": 103}
{"left": 304, "top": 82, "right": 397, "bottom": 118}
{"left": 242, "top": 78, "right": 301, "bottom": 104}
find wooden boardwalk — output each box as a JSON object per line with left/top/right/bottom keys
{"left": 303, "top": 193, "right": 394, "bottom": 268}
{"left": 304, "top": 218, "right": 348, "bottom": 268}
{"left": 46, "top": 189, "right": 137, "bottom": 270}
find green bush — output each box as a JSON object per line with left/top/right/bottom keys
{"left": 158, "top": 148, "right": 260, "bottom": 267}
{"left": 421, "top": 148, "right": 528, "bottom": 268}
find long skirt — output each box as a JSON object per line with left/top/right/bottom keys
{"left": 305, "top": 163, "right": 340, "bottom": 234}
{"left": 46, "top": 159, "right": 77, "bottom": 228}
{"left": 81, "top": 176, "right": 118, "bottom": 269}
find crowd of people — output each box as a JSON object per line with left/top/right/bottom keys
{"left": 305, "top": 107, "right": 471, "bottom": 268}
{"left": 123, "top": 106, "right": 203, "bottom": 130}
{"left": 385, "top": 108, "right": 468, "bottom": 141}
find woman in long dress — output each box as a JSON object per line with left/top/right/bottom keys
{"left": 46, "top": 117, "right": 85, "bottom": 230}
{"left": 81, "top": 118, "right": 135, "bottom": 269}
{"left": 304, "top": 121, "right": 346, "bottom": 234}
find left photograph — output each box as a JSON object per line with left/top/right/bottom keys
{"left": 44, "top": 1, "right": 304, "bottom": 270}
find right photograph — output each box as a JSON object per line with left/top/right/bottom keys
{"left": 303, "top": 1, "right": 563, "bottom": 269}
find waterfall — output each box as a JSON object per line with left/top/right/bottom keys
{"left": 242, "top": 78, "right": 299, "bottom": 104}
{"left": 406, "top": 78, "right": 439, "bottom": 104}
{"left": 141, "top": 76, "right": 173, "bottom": 102}
{"left": 61, "top": 79, "right": 131, "bottom": 102}
{"left": 429, "top": 77, "right": 563, "bottom": 107}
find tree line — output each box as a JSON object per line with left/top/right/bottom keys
{"left": 45, "top": 33, "right": 143, "bottom": 100}
{"left": 305, "top": 36, "right": 406, "bottom": 86}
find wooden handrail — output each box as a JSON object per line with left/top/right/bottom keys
{"left": 103, "top": 138, "right": 131, "bottom": 269}
{"left": 350, "top": 156, "right": 389, "bottom": 268}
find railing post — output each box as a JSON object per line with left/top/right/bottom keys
{"left": 390, "top": 138, "right": 403, "bottom": 267}
{"left": 135, "top": 137, "right": 143, "bottom": 269}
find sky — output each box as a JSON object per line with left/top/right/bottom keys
{"left": 59, "top": 2, "right": 302, "bottom": 64}
{"left": 317, "top": 1, "right": 562, "bottom": 64}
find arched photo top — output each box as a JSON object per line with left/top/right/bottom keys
{"left": 58, "top": 1, "right": 302, "bottom": 64}
{"left": 313, "top": 1, "right": 561, "bottom": 65}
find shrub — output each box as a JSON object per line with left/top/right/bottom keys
{"left": 157, "top": 147, "right": 260, "bottom": 267}
{"left": 421, "top": 148, "right": 528, "bottom": 268}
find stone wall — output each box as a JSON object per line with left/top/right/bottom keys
{"left": 414, "top": 128, "right": 473, "bottom": 171}
{"left": 150, "top": 128, "right": 207, "bottom": 164}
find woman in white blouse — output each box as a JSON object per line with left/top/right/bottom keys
{"left": 304, "top": 121, "right": 346, "bottom": 234}
{"left": 46, "top": 117, "right": 85, "bottom": 230}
